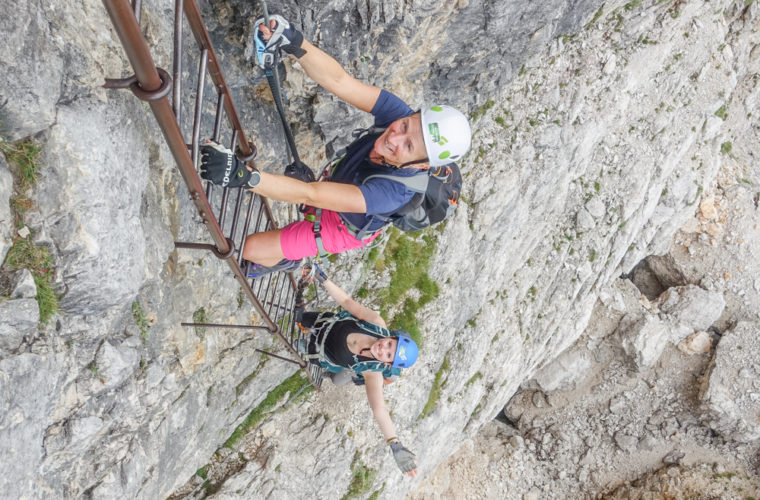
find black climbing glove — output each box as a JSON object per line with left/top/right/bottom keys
{"left": 254, "top": 14, "right": 306, "bottom": 69}
{"left": 200, "top": 141, "right": 257, "bottom": 188}
{"left": 283, "top": 160, "right": 316, "bottom": 183}
{"left": 313, "top": 262, "right": 328, "bottom": 284}
{"left": 389, "top": 440, "right": 417, "bottom": 475}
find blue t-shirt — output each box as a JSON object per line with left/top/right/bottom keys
{"left": 331, "top": 90, "right": 420, "bottom": 234}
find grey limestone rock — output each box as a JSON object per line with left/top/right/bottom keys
{"left": 11, "top": 269, "right": 37, "bottom": 299}
{"left": 0, "top": 0, "right": 757, "bottom": 497}
{"left": 0, "top": 298, "right": 39, "bottom": 352}
{"left": 533, "top": 349, "right": 592, "bottom": 392}
{"left": 575, "top": 208, "right": 596, "bottom": 231}
{"left": 619, "top": 314, "right": 669, "bottom": 370}
{"left": 662, "top": 450, "right": 685, "bottom": 465}
{"left": 0, "top": 353, "right": 61, "bottom": 499}
{"left": 656, "top": 285, "right": 725, "bottom": 342}
{"left": 613, "top": 432, "right": 638, "bottom": 453}
{"left": 0, "top": 154, "right": 12, "bottom": 263}
{"left": 66, "top": 416, "right": 106, "bottom": 454}
{"left": 0, "top": 1, "right": 63, "bottom": 140}
{"left": 585, "top": 198, "right": 606, "bottom": 219}
{"left": 609, "top": 396, "right": 627, "bottom": 415}
{"left": 702, "top": 321, "right": 760, "bottom": 442}
{"left": 35, "top": 101, "right": 149, "bottom": 315}
{"left": 94, "top": 340, "right": 140, "bottom": 391}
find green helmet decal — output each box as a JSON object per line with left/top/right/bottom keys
{"left": 430, "top": 105, "right": 444, "bottom": 112}
{"left": 398, "top": 345, "right": 408, "bottom": 361}
{"left": 438, "top": 151, "right": 451, "bottom": 160}
{"left": 428, "top": 122, "right": 441, "bottom": 143}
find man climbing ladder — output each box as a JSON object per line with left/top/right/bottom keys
{"left": 200, "top": 14, "right": 471, "bottom": 276}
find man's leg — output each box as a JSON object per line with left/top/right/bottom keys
{"left": 243, "top": 211, "right": 375, "bottom": 266}
{"left": 242, "top": 229, "right": 286, "bottom": 266}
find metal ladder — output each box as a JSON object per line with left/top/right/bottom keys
{"left": 102, "top": 0, "right": 323, "bottom": 389}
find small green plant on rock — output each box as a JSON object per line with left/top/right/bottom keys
{"left": 367, "top": 483, "right": 386, "bottom": 500}
{"left": 420, "top": 355, "right": 450, "bottom": 419}
{"left": 2, "top": 138, "right": 59, "bottom": 323}
{"left": 341, "top": 455, "right": 377, "bottom": 500}
{"left": 5, "top": 238, "right": 58, "bottom": 323}
{"left": 193, "top": 307, "right": 208, "bottom": 339}
{"left": 131, "top": 301, "right": 150, "bottom": 342}
{"left": 377, "top": 229, "right": 439, "bottom": 346}
{"left": 470, "top": 99, "right": 495, "bottom": 121}
{"left": 195, "top": 465, "right": 209, "bottom": 480}
{"left": 0, "top": 139, "right": 41, "bottom": 189}
{"left": 224, "top": 372, "right": 312, "bottom": 448}
{"left": 465, "top": 371, "right": 483, "bottom": 388}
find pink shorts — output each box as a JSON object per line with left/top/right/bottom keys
{"left": 280, "top": 209, "right": 382, "bottom": 260}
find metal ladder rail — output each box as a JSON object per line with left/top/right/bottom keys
{"left": 102, "top": 0, "right": 320, "bottom": 389}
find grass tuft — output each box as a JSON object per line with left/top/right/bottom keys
{"left": 419, "top": 355, "right": 450, "bottom": 419}
{"left": 193, "top": 307, "right": 208, "bottom": 339}
{"left": 377, "top": 229, "right": 439, "bottom": 346}
{"left": 341, "top": 455, "right": 377, "bottom": 500}
{"left": 224, "top": 372, "right": 313, "bottom": 448}
{"left": 4, "top": 237, "right": 58, "bottom": 323}
{"left": 131, "top": 301, "right": 150, "bottom": 342}
{"left": 0, "top": 139, "right": 41, "bottom": 189}
{"left": 2, "top": 138, "right": 58, "bottom": 323}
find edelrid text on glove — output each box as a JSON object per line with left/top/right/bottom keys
{"left": 200, "top": 141, "right": 254, "bottom": 188}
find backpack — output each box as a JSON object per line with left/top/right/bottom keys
{"left": 328, "top": 129, "right": 462, "bottom": 233}
{"left": 365, "top": 163, "right": 462, "bottom": 232}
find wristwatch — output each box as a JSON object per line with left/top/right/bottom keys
{"left": 247, "top": 168, "right": 262, "bottom": 189}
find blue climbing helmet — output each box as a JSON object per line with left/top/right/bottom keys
{"left": 391, "top": 331, "right": 419, "bottom": 369}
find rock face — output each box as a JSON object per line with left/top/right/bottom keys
{"left": 0, "top": 298, "right": 39, "bottom": 351}
{"left": 0, "top": 0, "right": 758, "bottom": 499}
{"left": 0, "top": 154, "right": 12, "bottom": 262}
{"left": 702, "top": 321, "right": 760, "bottom": 443}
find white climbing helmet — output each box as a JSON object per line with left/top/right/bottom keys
{"left": 420, "top": 105, "right": 472, "bottom": 167}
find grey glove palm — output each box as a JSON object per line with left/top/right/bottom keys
{"left": 254, "top": 14, "right": 306, "bottom": 68}
{"left": 389, "top": 441, "right": 417, "bottom": 474}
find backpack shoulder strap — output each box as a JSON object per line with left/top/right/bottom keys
{"left": 362, "top": 171, "right": 429, "bottom": 193}
{"left": 338, "top": 310, "right": 393, "bottom": 340}
{"left": 351, "top": 360, "right": 387, "bottom": 374}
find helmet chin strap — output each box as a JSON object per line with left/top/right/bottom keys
{"left": 399, "top": 158, "right": 429, "bottom": 169}
{"left": 370, "top": 155, "right": 429, "bottom": 170}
